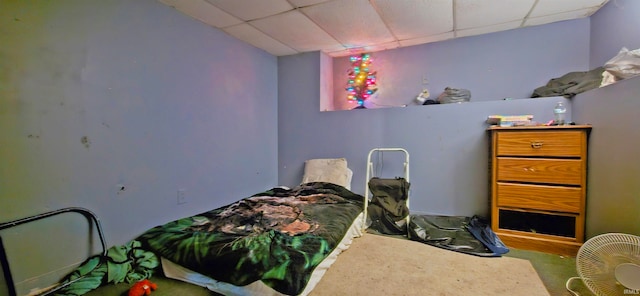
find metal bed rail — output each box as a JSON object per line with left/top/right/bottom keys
{"left": 0, "top": 207, "right": 108, "bottom": 296}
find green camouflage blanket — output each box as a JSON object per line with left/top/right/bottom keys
{"left": 137, "top": 182, "right": 363, "bottom": 295}
{"left": 54, "top": 240, "right": 159, "bottom": 295}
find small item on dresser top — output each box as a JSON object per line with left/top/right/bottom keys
{"left": 553, "top": 102, "right": 567, "bottom": 125}
{"left": 486, "top": 115, "right": 534, "bottom": 126}
{"left": 548, "top": 120, "right": 577, "bottom": 126}
{"left": 500, "top": 121, "right": 536, "bottom": 127}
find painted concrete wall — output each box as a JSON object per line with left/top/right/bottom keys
{"left": 588, "top": 0, "right": 640, "bottom": 69}
{"left": 278, "top": 52, "right": 386, "bottom": 191}
{"left": 573, "top": 77, "right": 640, "bottom": 238}
{"left": 0, "top": 0, "right": 278, "bottom": 292}
{"left": 574, "top": 0, "right": 640, "bottom": 237}
{"left": 281, "top": 0, "right": 640, "bottom": 239}
{"left": 279, "top": 52, "right": 568, "bottom": 218}
{"left": 2, "top": 0, "right": 638, "bottom": 293}
{"left": 279, "top": 18, "right": 591, "bottom": 215}
{"left": 331, "top": 18, "right": 591, "bottom": 110}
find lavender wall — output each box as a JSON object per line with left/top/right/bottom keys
{"left": 284, "top": 1, "right": 640, "bottom": 240}
{"left": 0, "top": 0, "right": 277, "bottom": 292}
{"left": 279, "top": 51, "right": 568, "bottom": 217}
{"left": 278, "top": 52, "right": 385, "bottom": 189}
{"left": 574, "top": 0, "right": 640, "bottom": 237}
{"left": 589, "top": 0, "right": 640, "bottom": 68}
{"left": 280, "top": 18, "right": 592, "bottom": 217}
{"left": 2, "top": 1, "right": 637, "bottom": 292}
{"left": 332, "top": 18, "right": 591, "bottom": 110}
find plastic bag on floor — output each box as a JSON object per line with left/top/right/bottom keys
{"left": 408, "top": 214, "right": 508, "bottom": 257}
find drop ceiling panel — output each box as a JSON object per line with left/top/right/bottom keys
{"left": 456, "top": 20, "right": 521, "bottom": 38}
{"left": 456, "top": 0, "right": 535, "bottom": 29}
{"left": 363, "top": 40, "right": 401, "bottom": 53}
{"left": 301, "top": 0, "right": 395, "bottom": 48}
{"left": 530, "top": 0, "right": 608, "bottom": 17}
{"left": 223, "top": 23, "right": 298, "bottom": 56}
{"left": 160, "top": 0, "right": 242, "bottom": 28}
{"left": 205, "top": 0, "right": 293, "bottom": 21}
{"left": 326, "top": 48, "right": 357, "bottom": 58}
{"left": 399, "top": 32, "right": 455, "bottom": 47}
{"left": 250, "top": 10, "right": 344, "bottom": 52}
{"left": 157, "top": 0, "right": 610, "bottom": 56}
{"left": 372, "top": 0, "right": 453, "bottom": 40}
{"left": 289, "top": 0, "right": 333, "bottom": 8}
{"left": 525, "top": 9, "right": 593, "bottom": 27}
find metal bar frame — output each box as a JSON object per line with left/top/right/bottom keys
{"left": 364, "top": 148, "right": 410, "bottom": 231}
{"left": 0, "top": 207, "right": 108, "bottom": 296}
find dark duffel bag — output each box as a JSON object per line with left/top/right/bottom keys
{"left": 367, "top": 177, "right": 410, "bottom": 235}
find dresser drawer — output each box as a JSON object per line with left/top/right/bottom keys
{"left": 496, "top": 182, "right": 582, "bottom": 213}
{"left": 496, "top": 157, "right": 583, "bottom": 185}
{"left": 496, "top": 131, "right": 583, "bottom": 157}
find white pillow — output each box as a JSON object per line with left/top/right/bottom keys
{"left": 302, "top": 158, "right": 352, "bottom": 190}
{"left": 344, "top": 168, "right": 353, "bottom": 191}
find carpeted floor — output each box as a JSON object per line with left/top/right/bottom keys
{"left": 311, "top": 233, "right": 549, "bottom": 295}
{"left": 505, "top": 248, "right": 593, "bottom": 296}
{"left": 85, "top": 233, "right": 595, "bottom": 296}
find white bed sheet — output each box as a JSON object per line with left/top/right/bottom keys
{"left": 161, "top": 212, "right": 365, "bottom": 296}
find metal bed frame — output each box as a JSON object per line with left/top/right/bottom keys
{"left": 0, "top": 207, "right": 108, "bottom": 296}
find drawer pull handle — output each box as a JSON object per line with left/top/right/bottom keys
{"left": 524, "top": 167, "right": 535, "bottom": 172}
{"left": 531, "top": 141, "right": 544, "bottom": 149}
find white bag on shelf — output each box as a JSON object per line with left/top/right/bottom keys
{"left": 601, "top": 47, "right": 640, "bottom": 87}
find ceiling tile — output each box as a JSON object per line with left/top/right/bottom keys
{"left": 326, "top": 49, "right": 356, "bottom": 57}
{"left": 160, "top": 0, "right": 242, "bottom": 28}
{"left": 250, "top": 10, "right": 343, "bottom": 52}
{"left": 363, "top": 41, "right": 401, "bottom": 53}
{"left": 398, "top": 32, "right": 455, "bottom": 47}
{"left": 289, "top": 0, "right": 333, "bottom": 8}
{"left": 530, "top": 0, "right": 609, "bottom": 17}
{"left": 372, "top": 0, "right": 453, "bottom": 40}
{"left": 157, "top": 0, "right": 611, "bottom": 57}
{"left": 205, "top": 0, "right": 293, "bottom": 21}
{"left": 456, "top": 0, "right": 535, "bottom": 29}
{"left": 301, "top": 0, "right": 395, "bottom": 48}
{"left": 326, "top": 47, "right": 374, "bottom": 57}
{"left": 525, "top": 9, "right": 594, "bottom": 27}
{"left": 455, "top": 20, "right": 521, "bottom": 38}
{"left": 223, "top": 23, "right": 298, "bottom": 56}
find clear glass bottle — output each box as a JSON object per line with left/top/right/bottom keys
{"left": 553, "top": 102, "right": 567, "bottom": 125}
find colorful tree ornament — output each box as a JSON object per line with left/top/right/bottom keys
{"left": 346, "top": 53, "right": 378, "bottom": 108}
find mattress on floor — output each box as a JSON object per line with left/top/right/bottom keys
{"left": 136, "top": 182, "right": 365, "bottom": 295}
{"left": 161, "top": 212, "right": 364, "bottom": 296}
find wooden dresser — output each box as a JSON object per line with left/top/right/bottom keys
{"left": 488, "top": 125, "right": 591, "bottom": 256}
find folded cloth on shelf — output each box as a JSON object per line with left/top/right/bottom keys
{"left": 531, "top": 67, "right": 604, "bottom": 98}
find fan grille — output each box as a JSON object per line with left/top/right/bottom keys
{"left": 576, "top": 233, "right": 640, "bottom": 296}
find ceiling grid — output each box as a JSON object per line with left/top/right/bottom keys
{"left": 159, "top": 0, "right": 609, "bottom": 57}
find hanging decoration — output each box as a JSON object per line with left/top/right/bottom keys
{"left": 346, "top": 53, "right": 378, "bottom": 108}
